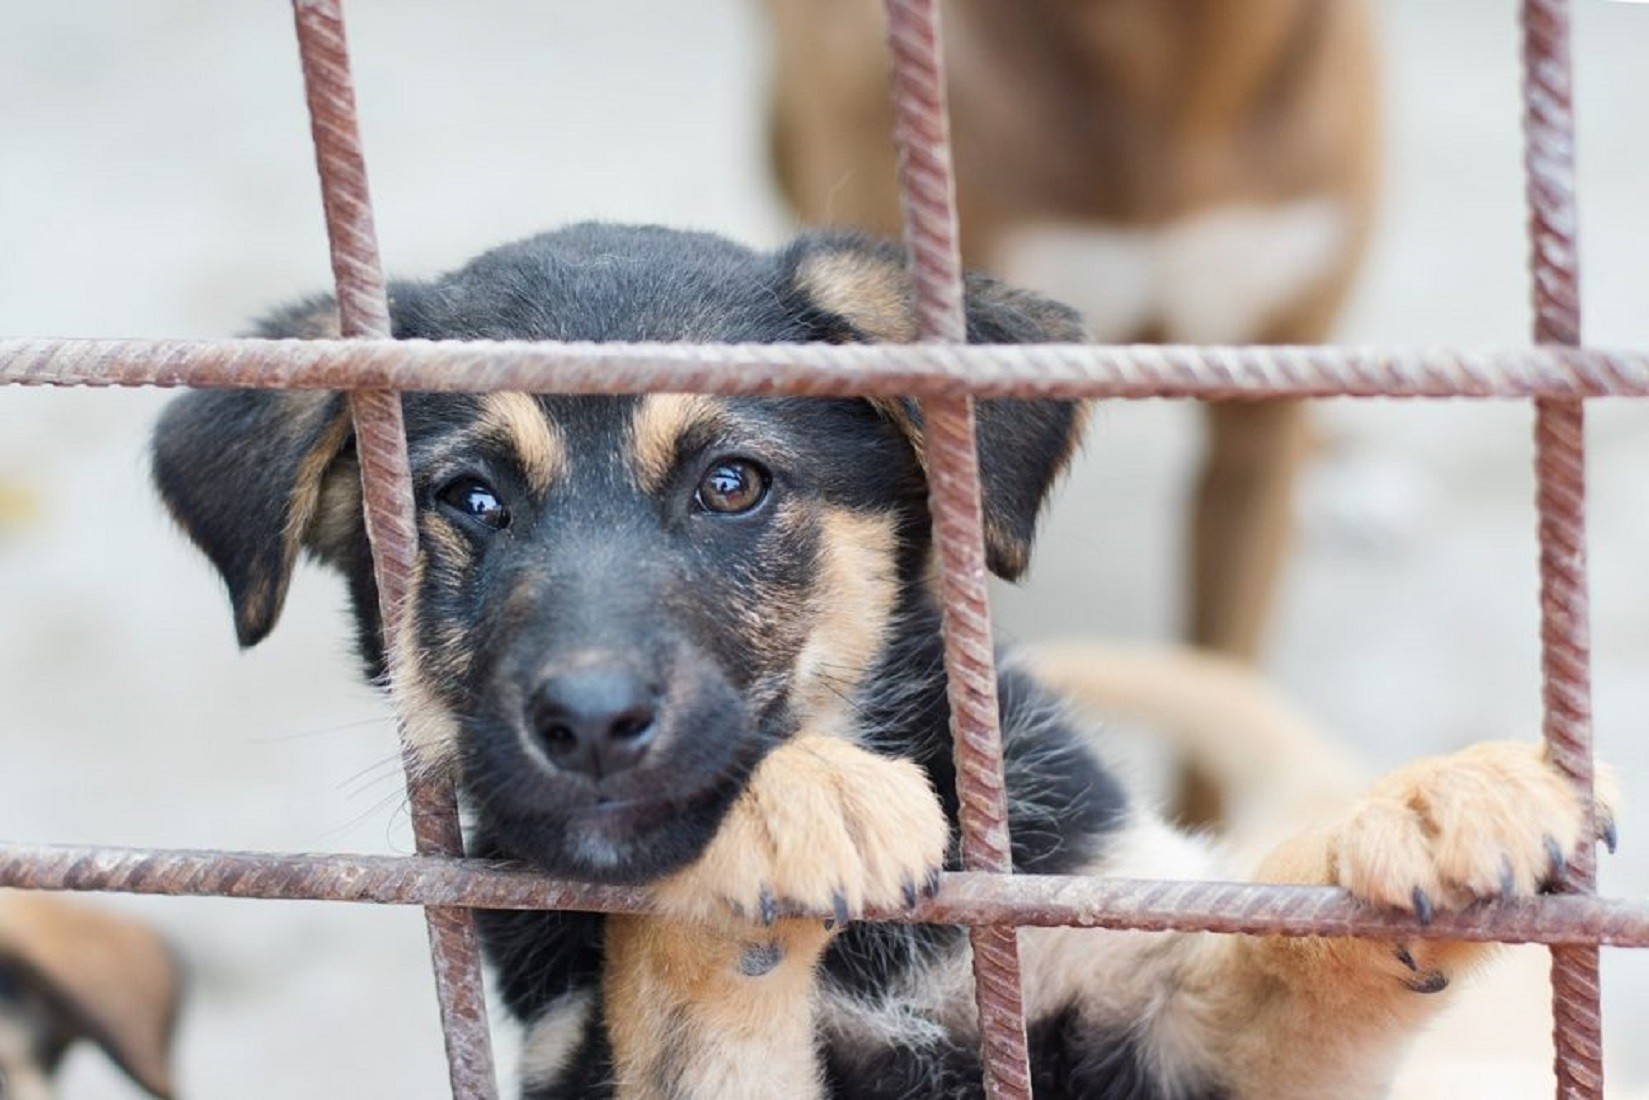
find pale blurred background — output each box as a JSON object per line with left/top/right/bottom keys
{"left": 1, "top": 1, "right": 1646, "bottom": 1095}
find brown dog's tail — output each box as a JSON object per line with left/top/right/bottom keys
{"left": 1029, "top": 641, "right": 1366, "bottom": 853}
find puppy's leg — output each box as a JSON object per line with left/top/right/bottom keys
{"left": 603, "top": 734, "right": 950, "bottom": 1100}
{"left": 1199, "top": 741, "right": 1618, "bottom": 1099}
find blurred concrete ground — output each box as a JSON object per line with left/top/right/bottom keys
{"left": 1, "top": 0, "right": 1645, "bottom": 1095}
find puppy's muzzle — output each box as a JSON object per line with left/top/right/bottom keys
{"left": 525, "top": 660, "right": 661, "bottom": 780}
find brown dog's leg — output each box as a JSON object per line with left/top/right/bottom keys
{"left": 603, "top": 734, "right": 950, "bottom": 1100}
{"left": 1184, "top": 185, "right": 1375, "bottom": 671}
{"left": 1179, "top": 398, "right": 1311, "bottom": 827}
{"left": 1187, "top": 399, "right": 1312, "bottom": 666}
{"left": 1178, "top": 244, "right": 1371, "bottom": 826}
{"left": 1188, "top": 741, "right": 1616, "bottom": 1099}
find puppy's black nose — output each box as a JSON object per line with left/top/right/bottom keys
{"left": 528, "top": 667, "right": 659, "bottom": 778}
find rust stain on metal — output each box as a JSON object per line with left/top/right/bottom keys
{"left": 7, "top": 845, "right": 1649, "bottom": 947}
{"left": 883, "top": 0, "right": 1031, "bottom": 1095}
{"left": 1521, "top": 0, "right": 1602, "bottom": 1095}
{"left": 292, "top": 2, "right": 497, "bottom": 1095}
{"left": 6, "top": 338, "right": 1649, "bottom": 399}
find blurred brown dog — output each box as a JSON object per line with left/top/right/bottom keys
{"left": 762, "top": 0, "right": 1381, "bottom": 665}
{"left": 0, "top": 892, "right": 181, "bottom": 1099}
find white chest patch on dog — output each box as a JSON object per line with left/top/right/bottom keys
{"left": 519, "top": 989, "right": 596, "bottom": 1090}
{"left": 993, "top": 198, "right": 1349, "bottom": 343}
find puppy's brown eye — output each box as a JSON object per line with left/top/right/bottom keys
{"left": 695, "top": 459, "right": 769, "bottom": 515}
{"left": 438, "top": 476, "right": 510, "bottom": 531}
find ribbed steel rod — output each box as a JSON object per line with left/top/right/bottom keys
{"left": 883, "top": 0, "right": 1032, "bottom": 1093}
{"left": 7, "top": 338, "right": 1649, "bottom": 399}
{"left": 1519, "top": 0, "right": 1600, "bottom": 1094}
{"left": 291, "top": 2, "right": 496, "bottom": 1095}
{"left": 4, "top": 845, "right": 1649, "bottom": 946}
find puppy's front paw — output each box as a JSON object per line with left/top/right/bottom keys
{"left": 652, "top": 735, "right": 950, "bottom": 928}
{"left": 1332, "top": 741, "right": 1617, "bottom": 920}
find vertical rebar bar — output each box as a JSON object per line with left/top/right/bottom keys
{"left": 291, "top": 3, "right": 498, "bottom": 1096}
{"left": 1520, "top": 1, "right": 1602, "bottom": 1096}
{"left": 882, "top": 2, "right": 1032, "bottom": 1096}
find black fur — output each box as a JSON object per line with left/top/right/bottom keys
{"left": 153, "top": 224, "right": 1169, "bottom": 1098}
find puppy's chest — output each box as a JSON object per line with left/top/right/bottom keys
{"left": 990, "top": 197, "right": 1350, "bottom": 344}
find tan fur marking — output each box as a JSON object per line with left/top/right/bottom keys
{"left": 478, "top": 393, "right": 563, "bottom": 493}
{"left": 604, "top": 916, "right": 826, "bottom": 1100}
{"left": 791, "top": 510, "right": 899, "bottom": 729}
{"left": 227, "top": 396, "right": 349, "bottom": 640}
{"left": 606, "top": 733, "right": 949, "bottom": 1098}
{"left": 390, "top": 553, "right": 461, "bottom": 778}
{"left": 422, "top": 517, "right": 472, "bottom": 573}
{"left": 793, "top": 251, "right": 917, "bottom": 343}
{"left": 308, "top": 458, "right": 362, "bottom": 564}
{"left": 629, "top": 395, "right": 722, "bottom": 493}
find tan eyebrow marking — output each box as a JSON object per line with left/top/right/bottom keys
{"left": 477, "top": 393, "right": 564, "bottom": 493}
{"left": 629, "top": 395, "right": 725, "bottom": 492}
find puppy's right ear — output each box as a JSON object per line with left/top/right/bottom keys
{"left": 153, "top": 388, "right": 351, "bottom": 647}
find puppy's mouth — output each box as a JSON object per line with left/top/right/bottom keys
{"left": 458, "top": 678, "right": 776, "bottom": 884}
{"left": 478, "top": 759, "right": 753, "bottom": 885}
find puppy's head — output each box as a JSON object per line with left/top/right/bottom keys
{"left": 0, "top": 893, "right": 182, "bottom": 1100}
{"left": 153, "top": 225, "right": 1084, "bottom": 883}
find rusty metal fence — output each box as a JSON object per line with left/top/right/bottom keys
{"left": 0, "top": 0, "right": 1643, "bottom": 1097}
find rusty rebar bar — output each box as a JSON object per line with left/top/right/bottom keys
{"left": 883, "top": 1, "right": 1031, "bottom": 1094}
{"left": 1520, "top": 0, "right": 1601, "bottom": 1095}
{"left": 291, "top": 3, "right": 496, "bottom": 1095}
{"left": 6, "top": 844, "right": 1649, "bottom": 947}
{"left": 8, "top": 337, "right": 1649, "bottom": 399}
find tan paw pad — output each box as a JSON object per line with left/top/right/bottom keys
{"left": 652, "top": 735, "right": 950, "bottom": 927}
{"left": 1333, "top": 740, "right": 1619, "bottom": 919}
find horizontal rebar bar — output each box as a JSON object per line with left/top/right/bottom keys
{"left": 7, "top": 338, "right": 1649, "bottom": 400}
{"left": 2, "top": 844, "right": 1646, "bottom": 946}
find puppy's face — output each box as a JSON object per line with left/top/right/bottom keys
{"left": 153, "top": 224, "right": 1085, "bottom": 883}
{"left": 386, "top": 389, "right": 918, "bottom": 880}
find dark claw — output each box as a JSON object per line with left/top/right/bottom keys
{"left": 1545, "top": 835, "right": 1567, "bottom": 878}
{"left": 1603, "top": 817, "right": 1619, "bottom": 855}
{"left": 1499, "top": 856, "right": 1517, "bottom": 897}
{"left": 1395, "top": 945, "right": 1420, "bottom": 973}
{"left": 1411, "top": 887, "right": 1434, "bottom": 926}
{"left": 758, "top": 889, "right": 778, "bottom": 927}
{"left": 832, "top": 891, "right": 851, "bottom": 928}
{"left": 903, "top": 879, "right": 919, "bottom": 909}
{"left": 1404, "top": 969, "right": 1450, "bottom": 995}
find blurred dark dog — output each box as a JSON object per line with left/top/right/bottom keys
{"left": 763, "top": 0, "right": 1381, "bottom": 671}
{"left": 0, "top": 891, "right": 181, "bottom": 1099}
{"left": 154, "top": 224, "right": 1607, "bottom": 1099}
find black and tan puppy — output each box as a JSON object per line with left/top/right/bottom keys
{"left": 153, "top": 224, "right": 1612, "bottom": 1099}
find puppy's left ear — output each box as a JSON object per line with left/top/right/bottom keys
{"left": 778, "top": 232, "right": 1088, "bottom": 580}
{"left": 152, "top": 388, "right": 352, "bottom": 647}
{"left": 0, "top": 892, "right": 183, "bottom": 1099}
